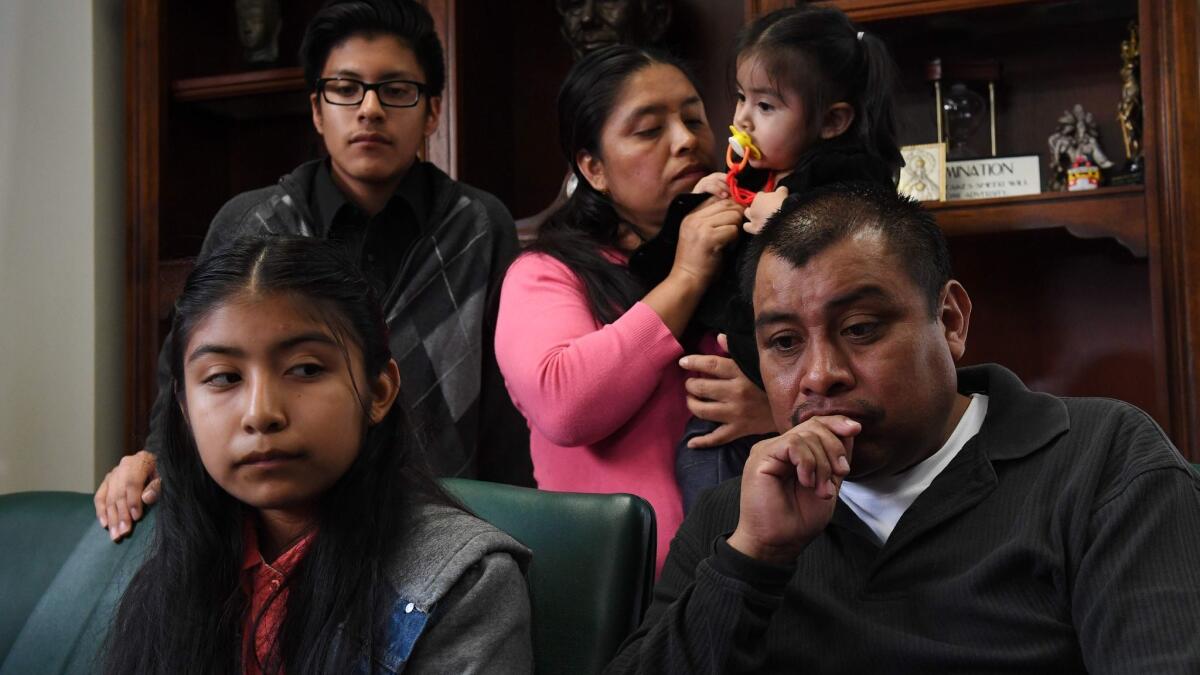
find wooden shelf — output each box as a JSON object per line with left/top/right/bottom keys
{"left": 819, "top": 0, "right": 1033, "bottom": 21}
{"left": 171, "top": 68, "right": 309, "bottom": 119}
{"left": 172, "top": 67, "right": 305, "bottom": 101}
{"left": 924, "top": 185, "right": 1146, "bottom": 256}
{"left": 751, "top": 0, "right": 1035, "bottom": 22}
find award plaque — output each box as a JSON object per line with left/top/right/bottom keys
{"left": 945, "top": 155, "right": 1041, "bottom": 200}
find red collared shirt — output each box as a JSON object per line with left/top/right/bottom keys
{"left": 239, "top": 522, "right": 316, "bottom": 675}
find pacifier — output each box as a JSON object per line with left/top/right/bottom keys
{"left": 727, "top": 125, "right": 762, "bottom": 163}
{"left": 725, "top": 125, "right": 774, "bottom": 206}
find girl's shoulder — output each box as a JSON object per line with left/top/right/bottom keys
{"left": 383, "top": 503, "right": 531, "bottom": 610}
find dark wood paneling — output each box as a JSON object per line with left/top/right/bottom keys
{"left": 453, "top": 3, "right": 572, "bottom": 216}
{"left": 124, "top": 0, "right": 164, "bottom": 452}
{"left": 165, "top": 0, "right": 325, "bottom": 80}
{"left": 1145, "top": 0, "right": 1200, "bottom": 460}
{"left": 951, "top": 230, "right": 1162, "bottom": 424}
{"left": 666, "top": 0, "right": 748, "bottom": 164}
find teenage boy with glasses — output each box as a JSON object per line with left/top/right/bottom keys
{"left": 95, "top": 0, "right": 533, "bottom": 541}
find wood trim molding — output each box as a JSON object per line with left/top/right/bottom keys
{"left": 422, "top": 0, "right": 458, "bottom": 177}
{"left": 749, "top": 0, "right": 1035, "bottom": 22}
{"left": 123, "top": 0, "right": 163, "bottom": 451}
{"left": 171, "top": 68, "right": 305, "bottom": 102}
{"left": 1145, "top": 1, "right": 1200, "bottom": 460}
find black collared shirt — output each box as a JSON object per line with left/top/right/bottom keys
{"left": 310, "top": 160, "right": 432, "bottom": 297}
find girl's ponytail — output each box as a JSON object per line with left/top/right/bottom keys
{"left": 856, "top": 30, "right": 904, "bottom": 171}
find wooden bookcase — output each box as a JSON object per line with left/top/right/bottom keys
{"left": 744, "top": 0, "right": 1200, "bottom": 460}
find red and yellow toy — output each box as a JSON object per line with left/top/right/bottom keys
{"left": 725, "top": 126, "right": 776, "bottom": 206}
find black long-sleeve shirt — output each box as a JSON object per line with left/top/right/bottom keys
{"left": 607, "top": 364, "right": 1200, "bottom": 674}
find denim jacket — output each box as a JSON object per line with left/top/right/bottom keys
{"left": 352, "top": 503, "right": 533, "bottom": 674}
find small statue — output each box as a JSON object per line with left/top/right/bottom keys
{"left": 235, "top": 0, "right": 282, "bottom": 66}
{"left": 1114, "top": 21, "right": 1144, "bottom": 184}
{"left": 1048, "top": 104, "right": 1113, "bottom": 191}
{"left": 556, "top": 0, "right": 673, "bottom": 59}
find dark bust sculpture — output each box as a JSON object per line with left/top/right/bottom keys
{"left": 234, "top": 0, "right": 282, "bottom": 65}
{"left": 556, "top": 0, "right": 672, "bottom": 58}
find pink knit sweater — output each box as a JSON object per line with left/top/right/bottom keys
{"left": 495, "top": 251, "right": 711, "bottom": 575}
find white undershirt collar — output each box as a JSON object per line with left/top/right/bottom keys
{"left": 838, "top": 393, "right": 989, "bottom": 546}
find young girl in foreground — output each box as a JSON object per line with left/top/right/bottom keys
{"left": 638, "top": 5, "right": 905, "bottom": 512}
{"left": 104, "top": 236, "right": 531, "bottom": 675}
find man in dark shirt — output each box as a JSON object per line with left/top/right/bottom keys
{"left": 607, "top": 182, "right": 1200, "bottom": 673}
{"left": 96, "top": 0, "right": 532, "bottom": 541}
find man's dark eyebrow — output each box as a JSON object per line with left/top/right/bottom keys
{"left": 826, "top": 285, "right": 892, "bottom": 310}
{"left": 755, "top": 310, "right": 797, "bottom": 329}
{"left": 186, "top": 332, "right": 337, "bottom": 365}
{"left": 753, "top": 285, "right": 894, "bottom": 329}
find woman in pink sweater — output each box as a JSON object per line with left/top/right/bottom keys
{"left": 495, "top": 47, "right": 754, "bottom": 574}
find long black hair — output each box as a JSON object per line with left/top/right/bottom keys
{"left": 528, "top": 45, "right": 703, "bottom": 325}
{"left": 103, "top": 236, "right": 454, "bottom": 675}
{"left": 735, "top": 5, "right": 903, "bottom": 172}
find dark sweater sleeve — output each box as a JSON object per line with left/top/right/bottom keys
{"left": 605, "top": 482, "right": 795, "bottom": 674}
{"left": 1072, "top": 416, "right": 1200, "bottom": 673}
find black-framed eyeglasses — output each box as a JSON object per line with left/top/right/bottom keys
{"left": 316, "top": 78, "right": 426, "bottom": 108}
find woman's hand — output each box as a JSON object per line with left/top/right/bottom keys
{"left": 641, "top": 197, "right": 742, "bottom": 337}
{"left": 691, "top": 171, "right": 730, "bottom": 200}
{"left": 679, "top": 335, "right": 776, "bottom": 447}
{"left": 745, "top": 185, "right": 790, "bottom": 234}
{"left": 669, "top": 197, "right": 743, "bottom": 288}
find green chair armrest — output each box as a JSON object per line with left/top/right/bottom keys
{"left": 443, "top": 478, "right": 655, "bottom": 675}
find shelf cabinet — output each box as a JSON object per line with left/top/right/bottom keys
{"left": 125, "top": 0, "right": 1200, "bottom": 461}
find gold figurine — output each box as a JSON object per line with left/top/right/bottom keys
{"left": 1114, "top": 21, "right": 1144, "bottom": 184}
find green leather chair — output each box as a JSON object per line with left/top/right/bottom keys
{"left": 0, "top": 492, "right": 156, "bottom": 674}
{"left": 0, "top": 482, "right": 656, "bottom": 675}
{"left": 443, "top": 479, "right": 656, "bottom": 675}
